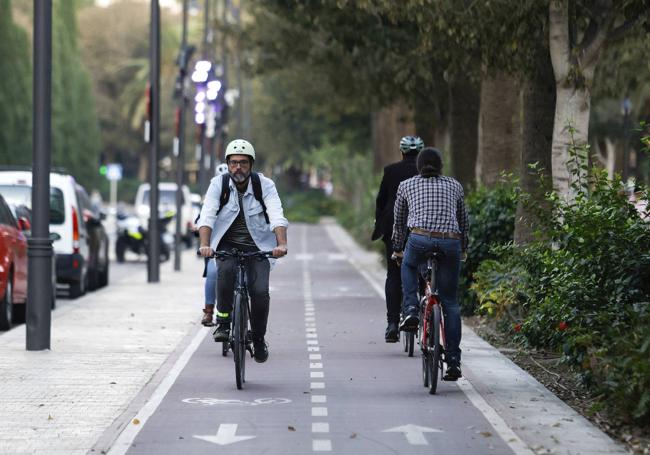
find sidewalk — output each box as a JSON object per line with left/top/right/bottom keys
{"left": 0, "top": 221, "right": 630, "bottom": 455}
{"left": 0, "top": 250, "right": 203, "bottom": 455}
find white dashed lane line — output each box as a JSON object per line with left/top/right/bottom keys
{"left": 301, "top": 226, "right": 331, "bottom": 452}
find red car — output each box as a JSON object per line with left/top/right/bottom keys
{"left": 0, "top": 194, "right": 29, "bottom": 330}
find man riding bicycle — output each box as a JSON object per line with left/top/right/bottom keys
{"left": 197, "top": 139, "right": 288, "bottom": 363}
{"left": 372, "top": 135, "right": 422, "bottom": 343}
{"left": 392, "top": 147, "right": 468, "bottom": 380}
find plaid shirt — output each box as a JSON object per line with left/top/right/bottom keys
{"left": 392, "top": 175, "right": 469, "bottom": 252}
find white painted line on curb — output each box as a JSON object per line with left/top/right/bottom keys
{"left": 310, "top": 371, "right": 324, "bottom": 378}
{"left": 310, "top": 382, "right": 325, "bottom": 389}
{"left": 308, "top": 346, "right": 320, "bottom": 352}
{"left": 457, "top": 378, "right": 536, "bottom": 455}
{"left": 310, "top": 363, "right": 323, "bottom": 369}
{"left": 309, "top": 354, "right": 322, "bottom": 360}
{"left": 307, "top": 340, "right": 318, "bottom": 345}
{"left": 311, "top": 395, "right": 327, "bottom": 403}
{"left": 107, "top": 327, "right": 209, "bottom": 455}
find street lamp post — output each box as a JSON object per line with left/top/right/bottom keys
{"left": 148, "top": 0, "right": 161, "bottom": 283}
{"left": 27, "top": 0, "right": 54, "bottom": 351}
{"left": 173, "top": 1, "right": 195, "bottom": 271}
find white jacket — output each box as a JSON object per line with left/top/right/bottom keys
{"left": 197, "top": 173, "right": 289, "bottom": 261}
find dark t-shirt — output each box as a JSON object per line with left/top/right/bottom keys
{"left": 221, "top": 191, "right": 256, "bottom": 248}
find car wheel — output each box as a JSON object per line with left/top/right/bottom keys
{"left": 99, "top": 260, "right": 109, "bottom": 288}
{"left": 0, "top": 277, "right": 13, "bottom": 330}
{"left": 69, "top": 269, "right": 86, "bottom": 299}
{"left": 116, "top": 237, "right": 126, "bottom": 263}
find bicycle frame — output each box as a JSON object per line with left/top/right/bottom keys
{"left": 420, "top": 257, "right": 442, "bottom": 349}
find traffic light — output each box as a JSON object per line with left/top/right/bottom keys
{"left": 99, "top": 152, "right": 107, "bottom": 176}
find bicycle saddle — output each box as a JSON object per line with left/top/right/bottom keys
{"left": 424, "top": 247, "right": 445, "bottom": 260}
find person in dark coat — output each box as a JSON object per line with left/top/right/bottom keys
{"left": 371, "top": 135, "right": 423, "bottom": 342}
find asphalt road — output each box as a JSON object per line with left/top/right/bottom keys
{"left": 112, "top": 224, "right": 517, "bottom": 455}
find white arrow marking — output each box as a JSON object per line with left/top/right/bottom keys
{"left": 383, "top": 424, "right": 443, "bottom": 446}
{"left": 194, "top": 424, "right": 256, "bottom": 446}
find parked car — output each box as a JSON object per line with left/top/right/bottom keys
{"left": 0, "top": 194, "right": 29, "bottom": 330}
{"left": 0, "top": 170, "right": 109, "bottom": 298}
{"left": 5, "top": 203, "right": 58, "bottom": 311}
{"left": 134, "top": 182, "right": 194, "bottom": 248}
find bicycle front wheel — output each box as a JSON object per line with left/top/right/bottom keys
{"left": 233, "top": 292, "right": 248, "bottom": 389}
{"left": 428, "top": 304, "right": 442, "bottom": 395}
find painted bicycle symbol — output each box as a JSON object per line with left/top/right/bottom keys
{"left": 183, "top": 397, "right": 292, "bottom": 406}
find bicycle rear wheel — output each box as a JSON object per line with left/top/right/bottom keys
{"left": 428, "top": 305, "right": 442, "bottom": 395}
{"left": 420, "top": 311, "right": 429, "bottom": 387}
{"left": 233, "top": 292, "right": 248, "bottom": 389}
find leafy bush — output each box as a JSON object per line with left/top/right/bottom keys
{"left": 472, "top": 168, "right": 650, "bottom": 422}
{"left": 459, "top": 178, "right": 517, "bottom": 314}
{"left": 283, "top": 189, "right": 338, "bottom": 224}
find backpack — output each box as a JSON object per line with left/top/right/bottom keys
{"left": 199, "top": 172, "right": 270, "bottom": 277}
{"left": 216, "top": 173, "right": 270, "bottom": 224}
{"left": 194, "top": 172, "right": 270, "bottom": 225}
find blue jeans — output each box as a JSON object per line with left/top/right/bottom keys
{"left": 401, "top": 234, "right": 462, "bottom": 364}
{"left": 205, "top": 258, "right": 217, "bottom": 305}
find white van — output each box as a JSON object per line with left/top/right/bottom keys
{"left": 0, "top": 170, "right": 97, "bottom": 298}
{"left": 134, "top": 182, "right": 194, "bottom": 247}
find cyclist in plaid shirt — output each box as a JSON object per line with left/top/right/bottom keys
{"left": 392, "top": 147, "right": 468, "bottom": 381}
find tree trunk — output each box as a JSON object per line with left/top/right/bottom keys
{"left": 371, "top": 102, "right": 415, "bottom": 171}
{"left": 550, "top": 84, "right": 592, "bottom": 195}
{"left": 548, "top": 0, "right": 601, "bottom": 198}
{"left": 476, "top": 73, "right": 521, "bottom": 186}
{"left": 449, "top": 75, "right": 480, "bottom": 189}
{"left": 514, "top": 46, "right": 556, "bottom": 245}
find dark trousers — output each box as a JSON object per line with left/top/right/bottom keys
{"left": 383, "top": 237, "right": 402, "bottom": 324}
{"left": 216, "top": 241, "right": 270, "bottom": 339}
{"left": 401, "top": 234, "right": 462, "bottom": 363}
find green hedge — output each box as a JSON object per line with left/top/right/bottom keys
{"left": 472, "top": 169, "right": 650, "bottom": 422}
{"left": 459, "top": 178, "right": 517, "bottom": 315}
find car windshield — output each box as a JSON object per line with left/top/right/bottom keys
{"left": 0, "top": 184, "right": 65, "bottom": 224}
{"left": 142, "top": 189, "right": 184, "bottom": 206}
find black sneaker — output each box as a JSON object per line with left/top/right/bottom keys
{"left": 385, "top": 322, "right": 399, "bottom": 343}
{"left": 399, "top": 314, "right": 419, "bottom": 332}
{"left": 252, "top": 337, "right": 269, "bottom": 363}
{"left": 443, "top": 364, "right": 462, "bottom": 381}
{"left": 212, "top": 323, "right": 230, "bottom": 342}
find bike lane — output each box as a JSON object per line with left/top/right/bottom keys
{"left": 109, "top": 223, "right": 522, "bottom": 455}
{"left": 301, "top": 224, "right": 522, "bottom": 455}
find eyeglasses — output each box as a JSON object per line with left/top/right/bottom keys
{"left": 228, "top": 159, "right": 250, "bottom": 168}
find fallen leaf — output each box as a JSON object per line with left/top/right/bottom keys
{"left": 479, "top": 431, "right": 492, "bottom": 437}
{"left": 288, "top": 426, "right": 296, "bottom": 432}
{"left": 350, "top": 433, "right": 357, "bottom": 439}
{"left": 47, "top": 414, "right": 53, "bottom": 421}
{"left": 132, "top": 418, "right": 140, "bottom": 425}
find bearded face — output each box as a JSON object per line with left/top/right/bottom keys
{"left": 229, "top": 167, "right": 250, "bottom": 183}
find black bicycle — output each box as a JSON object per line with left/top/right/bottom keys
{"left": 205, "top": 248, "right": 274, "bottom": 389}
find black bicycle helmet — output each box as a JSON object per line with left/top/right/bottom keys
{"left": 399, "top": 135, "right": 424, "bottom": 154}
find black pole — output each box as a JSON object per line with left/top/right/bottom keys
{"left": 198, "top": 0, "right": 210, "bottom": 195}
{"left": 148, "top": 0, "right": 161, "bottom": 282}
{"left": 27, "top": 0, "right": 53, "bottom": 351}
{"left": 174, "top": 0, "right": 189, "bottom": 272}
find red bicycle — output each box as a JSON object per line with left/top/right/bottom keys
{"left": 419, "top": 248, "right": 446, "bottom": 394}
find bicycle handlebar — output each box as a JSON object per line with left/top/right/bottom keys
{"left": 196, "top": 248, "right": 275, "bottom": 260}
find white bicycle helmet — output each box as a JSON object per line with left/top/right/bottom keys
{"left": 216, "top": 163, "right": 228, "bottom": 175}
{"left": 399, "top": 135, "right": 424, "bottom": 154}
{"left": 225, "top": 139, "right": 256, "bottom": 161}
